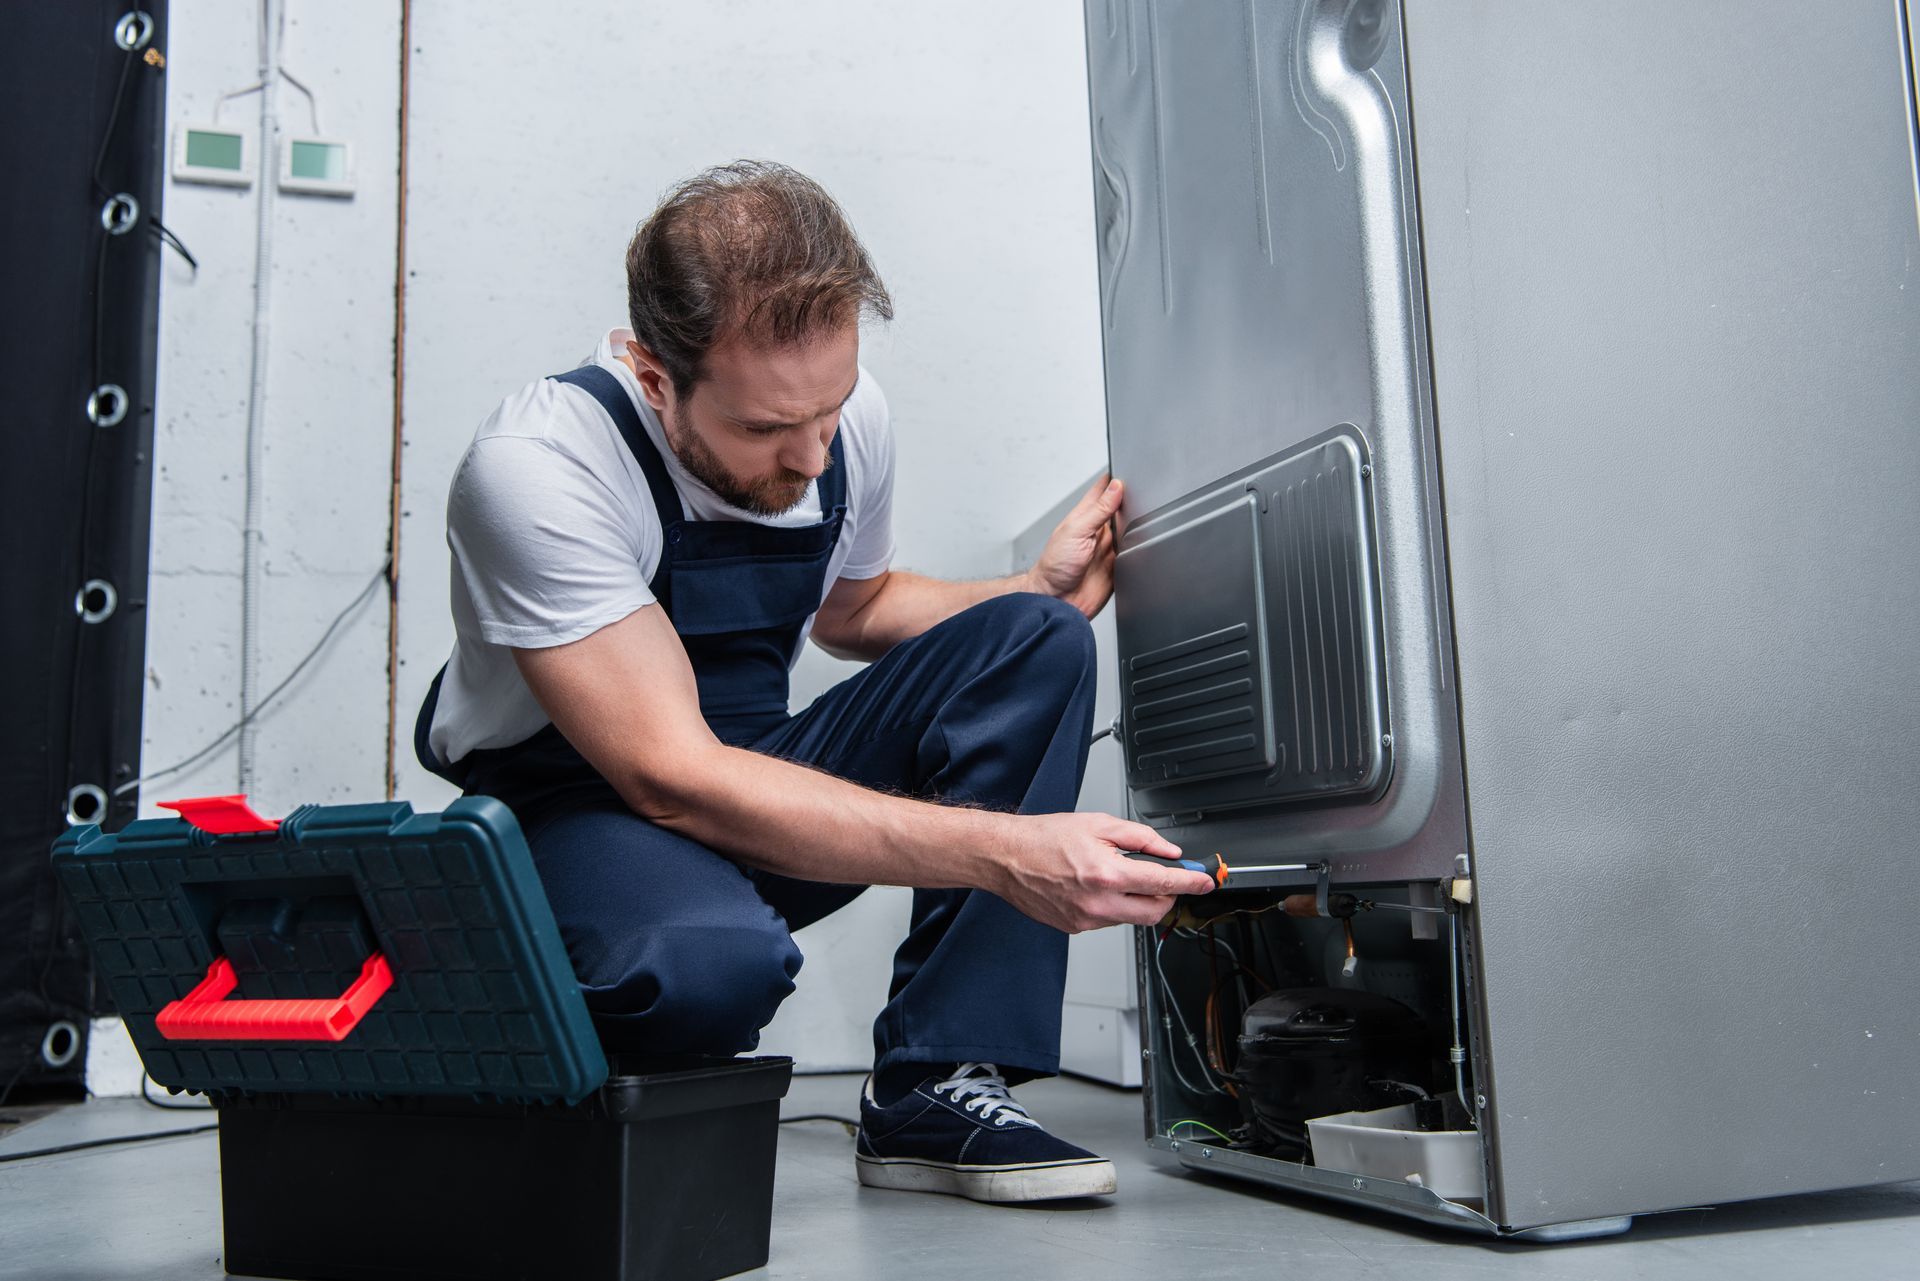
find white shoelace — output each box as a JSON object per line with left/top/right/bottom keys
{"left": 930, "top": 1062, "right": 1041, "bottom": 1128}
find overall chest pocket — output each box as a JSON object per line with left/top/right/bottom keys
{"left": 660, "top": 518, "right": 845, "bottom": 638}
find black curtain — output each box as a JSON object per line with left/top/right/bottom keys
{"left": 0, "top": 3, "right": 168, "bottom": 1100}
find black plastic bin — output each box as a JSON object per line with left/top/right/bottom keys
{"left": 219, "top": 1055, "right": 793, "bottom": 1281}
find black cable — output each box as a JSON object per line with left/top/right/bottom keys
{"left": 0, "top": 1122, "right": 217, "bottom": 1165}
{"left": 88, "top": 20, "right": 141, "bottom": 200}
{"left": 114, "top": 559, "right": 394, "bottom": 798}
{"left": 141, "top": 1073, "right": 212, "bottom": 1111}
{"left": 150, "top": 217, "right": 198, "bottom": 271}
{"left": 0, "top": 1060, "right": 33, "bottom": 1114}
{"left": 0, "top": 1110, "right": 857, "bottom": 1162}
{"left": 62, "top": 231, "right": 115, "bottom": 818}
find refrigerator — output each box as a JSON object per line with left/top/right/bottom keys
{"left": 1083, "top": 0, "right": 1920, "bottom": 1237}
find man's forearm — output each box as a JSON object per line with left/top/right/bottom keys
{"left": 624, "top": 738, "right": 1019, "bottom": 892}
{"left": 817, "top": 569, "right": 1039, "bottom": 661}
{"left": 610, "top": 736, "right": 1209, "bottom": 935}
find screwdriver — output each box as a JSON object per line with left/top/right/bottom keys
{"left": 1120, "top": 850, "right": 1319, "bottom": 888}
{"left": 1121, "top": 849, "right": 1228, "bottom": 886}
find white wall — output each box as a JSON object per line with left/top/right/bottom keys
{"left": 145, "top": 1, "right": 1111, "bottom": 1072}
{"left": 145, "top": 0, "right": 399, "bottom": 818}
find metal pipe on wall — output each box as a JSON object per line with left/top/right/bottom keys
{"left": 236, "top": 0, "right": 284, "bottom": 791}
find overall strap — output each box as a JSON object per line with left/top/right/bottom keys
{"left": 550, "top": 365, "right": 685, "bottom": 524}
{"left": 818, "top": 430, "right": 849, "bottom": 514}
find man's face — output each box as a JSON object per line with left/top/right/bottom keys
{"left": 628, "top": 326, "right": 859, "bottom": 517}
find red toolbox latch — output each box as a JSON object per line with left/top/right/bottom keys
{"left": 158, "top": 794, "right": 281, "bottom": 835}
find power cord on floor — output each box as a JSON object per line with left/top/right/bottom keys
{"left": 0, "top": 1121, "right": 217, "bottom": 1165}
{"left": 0, "top": 1097, "right": 855, "bottom": 1164}
{"left": 0, "top": 1111, "right": 853, "bottom": 1165}
{"left": 0, "top": 1072, "right": 218, "bottom": 1165}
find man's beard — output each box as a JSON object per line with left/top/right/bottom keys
{"left": 665, "top": 402, "right": 827, "bottom": 517}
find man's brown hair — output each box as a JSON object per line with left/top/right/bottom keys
{"left": 626, "top": 160, "right": 893, "bottom": 394}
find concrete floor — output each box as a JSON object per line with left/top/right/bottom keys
{"left": 3, "top": 1073, "right": 1918, "bottom": 1280}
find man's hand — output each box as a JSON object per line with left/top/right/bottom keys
{"left": 1025, "top": 475, "right": 1124, "bottom": 618}
{"left": 811, "top": 473, "right": 1129, "bottom": 657}
{"left": 988, "top": 811, "right": 1215, "bottom": 933}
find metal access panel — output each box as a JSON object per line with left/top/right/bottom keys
{"left": 1407, "top": 0, "right": 1920, "bottom": 1230}
{"left": 1088, "top": 0, "right": 1466, "bottom": 883}
{"left": 1115, "top": 429, "right": 1390, "bottom": 817}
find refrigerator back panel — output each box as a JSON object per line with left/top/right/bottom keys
{"left": 1087, "top": 0, "right": 1464, "bottom": 877}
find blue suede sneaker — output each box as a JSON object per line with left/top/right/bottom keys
{"left": 855, "top": 1062, "right": 1118, "bottom": 1202}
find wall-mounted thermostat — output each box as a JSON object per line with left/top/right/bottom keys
{"left": 279, "top": 136, "right": 354, "bottom": 197}
{"left": 171, "top": 123, "right": 252, "bottom": 187}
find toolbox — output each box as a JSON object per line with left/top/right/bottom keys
{"left": 52, "top": 794, "right": 790, "bottom": 1281}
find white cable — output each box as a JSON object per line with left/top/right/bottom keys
{"left": 1448, "top": 909, "right": 1479, "bottom": 1126}
{"left": 1174, "top": 926, "right": 1245, "bottom": 974}
{"left": 115, "top": 561, "right": 389, "bottom": 798}
{"left": 236, "top": 0, "right": 283, "bottom": 791}
{"left": 277, "top": 67, "right": 321, "bottom": 134}
{"left": 211, "top": 80, "right": 265, "bottom": 124}
{"left": 1153, "top": 932, "right": 1227, "bottom": 1097}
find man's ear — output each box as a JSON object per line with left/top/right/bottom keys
{"left": 625, "top": 339, "right": 674, "bottom": 413}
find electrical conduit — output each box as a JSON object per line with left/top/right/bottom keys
{"left": 237, "top": 0, "right": 283, "bottom": 791}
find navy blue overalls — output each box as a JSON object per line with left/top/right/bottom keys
{"left": 416, "top": 364, "right": 1099, "bottom": 1081}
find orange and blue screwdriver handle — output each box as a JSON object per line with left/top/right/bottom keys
{"left": 1121, "top": 849, "right": 1229, "bottom": 887}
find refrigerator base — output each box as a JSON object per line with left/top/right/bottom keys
{"left": 1155, "top": 1137, "right": 1634, "bottom": 1241}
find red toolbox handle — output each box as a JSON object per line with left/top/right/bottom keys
{"left": 155, "top": 953, "right": 394, "bottom": 1042}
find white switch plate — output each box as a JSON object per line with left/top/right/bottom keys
{"left": 279, "top": 135, "right": 354, "bottom": 197}
{"left": 171, "top": 121, "right": 252, "bottom": 187}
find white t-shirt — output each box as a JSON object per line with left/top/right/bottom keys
{"left": 427, "top": 328, "right": 895, "bottom": 766}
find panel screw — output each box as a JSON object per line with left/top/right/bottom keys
{"left": 1200, "top": 1147, "right": 1213, "bottom": 1158}
{"left": 1351, "top": 1177, "right": 1366, "bottom": 1189}
{"left": 1169, "top": 1140, "right": 1181, "bottom": 1151}
{"left": 1380, "top": 733, "right": 1393, "bottom": 748}
{"left": 1359, "top": 463, "right": 1373, "bottom": 479}
{"left": 1476, "top": 1093, "right": 1488, "bottom": 1109}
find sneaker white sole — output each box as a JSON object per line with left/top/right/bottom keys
{"left": 855, "top": 1153, "right": 1118, "bottom": 1202}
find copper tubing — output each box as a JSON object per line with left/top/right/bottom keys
{"left": 383, "top": 0, "right": 412, "bottom": 799}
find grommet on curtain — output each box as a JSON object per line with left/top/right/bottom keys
{"left": 66, "top": 783, "right": 109, "bottom": 827}
{"left": 40, "top": 1020, "right": 82, "bottom": 1069}
{"left": 114, "top": 10, "right": 154, "bottom": 51}
{"left": 87, "top": 383, "right": 129, "bottom": 427}
{"left": 76, "top": 579, "right": 119, "bottom": 623}
{"left": 100, "top": 193, "right": 141, "bottom": 235}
